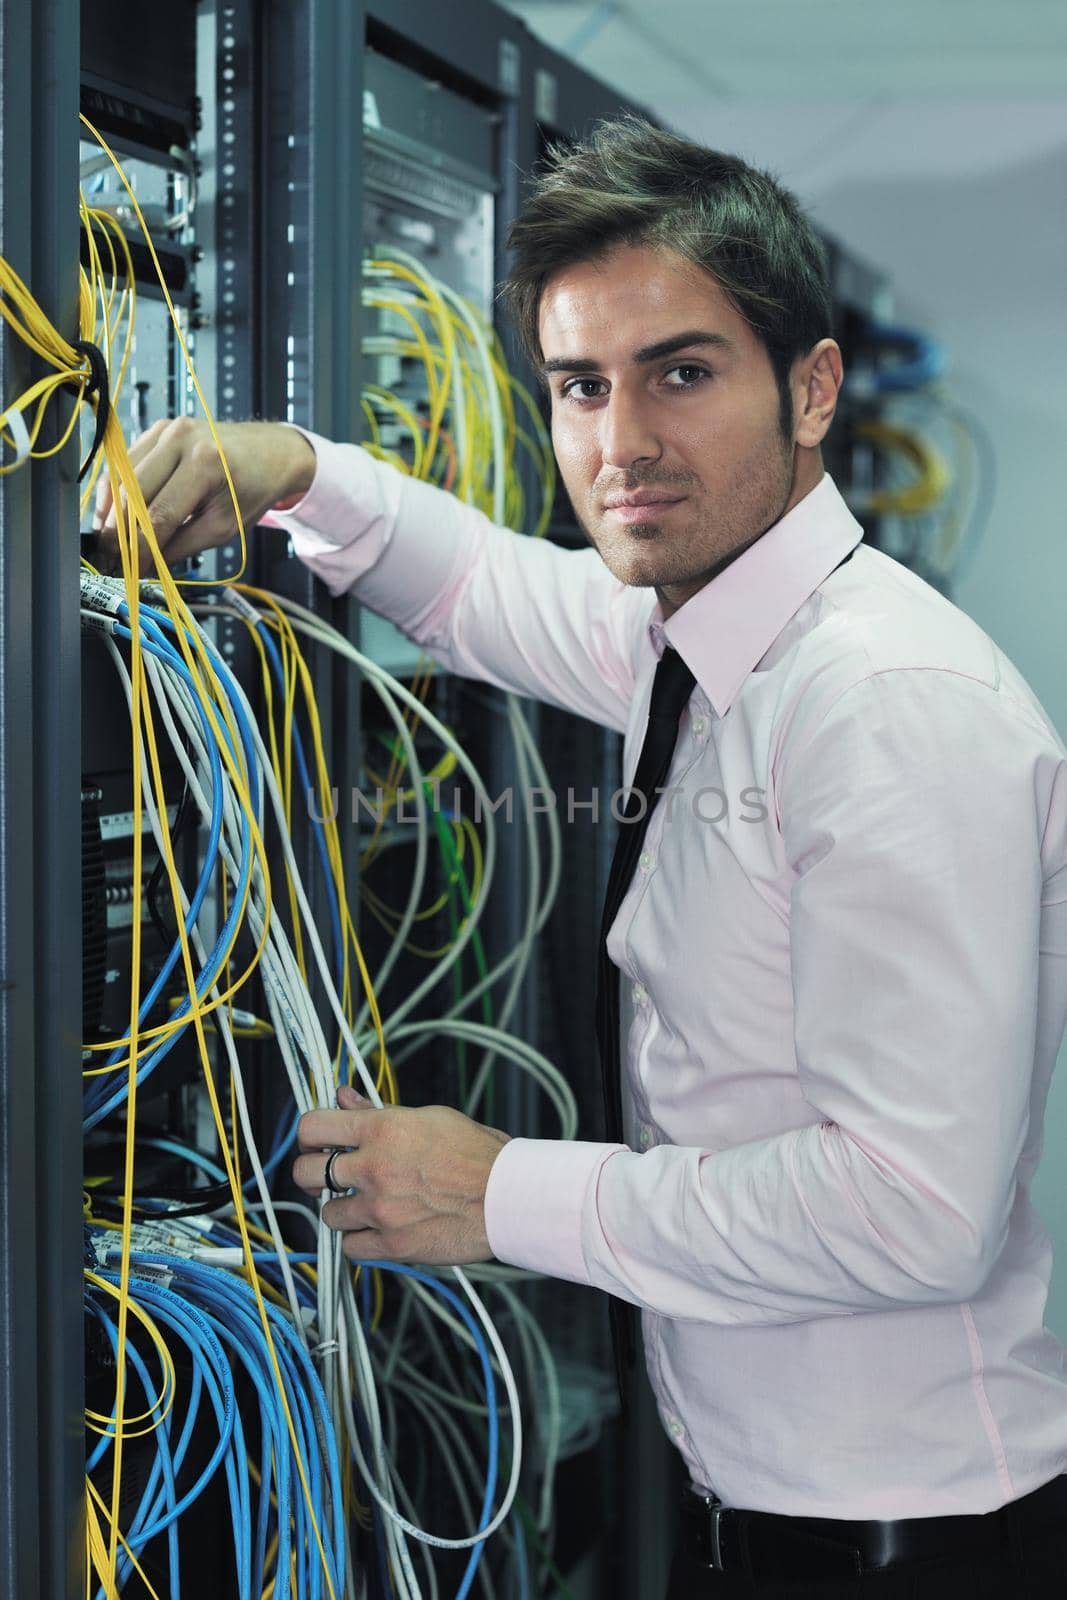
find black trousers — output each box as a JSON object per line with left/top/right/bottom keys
{"left": 666, "top": 1478, "right": 1067, "bottom": 1598}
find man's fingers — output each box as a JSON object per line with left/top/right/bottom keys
{"left": 97, "top": 419, "right": 215, "bottom": 538}
{"left": 336, "top": 1084, "right": 370, "bottom": 1110}
{"left": 292, "top": 1148, "right": 361, "bottom": 1195}
{"left": 154, "top": 517, "right": 224, "bottom": 570}
{"left": 94, "top": 418, "right": 166, "bottom": 523}
{"left": 96, "top": 456, "right": 238, "bottom": 579}
{"left": 341, "top": 1230, "right": 389, "bottom": 1262}
{"left": 94, "top": 417, "right": 177, "bottom": 529}
{"left": 296, "top": 1107, "right": 368, "bottom": 1152}
{"left": 144, "top": 456, "right": 231, "bottom": 552}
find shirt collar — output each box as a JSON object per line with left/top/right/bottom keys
{"left": 650, "top": 473, "right": 863, "bottom": 719}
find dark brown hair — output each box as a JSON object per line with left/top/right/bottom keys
{"left": 500, "top": 115, "right": 833, "bottom": 441}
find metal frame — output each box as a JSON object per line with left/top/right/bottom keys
{"left": 0, "top": 0, "right": 85, "bottom": 1594}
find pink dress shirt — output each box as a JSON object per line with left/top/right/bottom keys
{"left": 270, "top": 433, "right": 1067, "bottom": 1519}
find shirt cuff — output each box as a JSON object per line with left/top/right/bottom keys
{"left": 483, "top": 1136, "right": 627, "bottom": 1283}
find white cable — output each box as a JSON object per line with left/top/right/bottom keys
{"left": 104, "top": 638, "right": 310, "bottom": 1338}
{"left": 143, "top": 604, "right": 528, "bottom": 1575}
{"left": 141, "top": 643, "right": 329, "bottom": 1113}
{"left": 189, "top": 599, "right": 435, "bottom": 1031}
{"left": 491, "top": 1281, "right": 561, "bottom": 1534}
{"left": 89, "top": 587, "right": 538, "bottom": 1582}
{"left": 261, "top": 598, "right": 500, "bottom": 1040}
{"left": 384, "top": 1019, "right": 576, "bottom": 1140}
{"left": 388, "top": 1380, "right": 499, "bottom": 1600}
{"left": 462, "top": 695, "right": 541, "bottom": 1116}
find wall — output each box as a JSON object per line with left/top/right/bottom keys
{"left": 677, "top": 95, "right": 1067, "bottom": 1337}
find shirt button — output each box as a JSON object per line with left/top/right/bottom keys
{"left": 638, "top": 849, "right": 655, "bottom": 872}
{"left": 638, "top": 1125, "right": 653, "bottom": 1149}
{"left": 632, "top": 983, "right": 647, "bottom": 1006}
{"left": 691, "top": 716, "right": 707, "bottom": 737}
{"left": 667, "top": 1416, "right": 685, "bottom": 1439}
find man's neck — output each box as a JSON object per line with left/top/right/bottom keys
{"left": 656, "top": 459, "right": 825, "bottom": 620}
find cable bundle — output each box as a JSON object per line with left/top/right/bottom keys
{"left": 840, "top": 320, "right": 993, "bottom": 591}
{"left": 362, "top": 249, "right": 554, "bottom": 536}
{"left": 1, "top": 115, "right": 593, "bottom": 1597}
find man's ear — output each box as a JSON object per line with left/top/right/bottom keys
{"left": 793, "top": 339, "right": 843, "bottom": 450}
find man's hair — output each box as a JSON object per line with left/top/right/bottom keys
{"left": 500, "top": 115, "right": 833, "bottom": 442}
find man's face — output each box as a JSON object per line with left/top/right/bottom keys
{"left": 539, "top": 243, "right": 804, "bottom": 613}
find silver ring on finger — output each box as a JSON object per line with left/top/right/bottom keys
{"left": 323, "top": 1147, "right": 350, "bottom": 1195}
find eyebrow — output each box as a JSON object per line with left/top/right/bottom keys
{"left": 541, "top": 329, "right": 733, "bottom": 377}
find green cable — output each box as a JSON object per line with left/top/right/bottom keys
{"left": 365, "top": 735, "right": 498, "bottom": 1116}
{"left": 433, "top": 800, "right": 468, "bottom": 1106}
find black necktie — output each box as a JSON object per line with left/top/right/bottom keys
{"left": 595, "top": 646, "right": 696, "bottom": 1411}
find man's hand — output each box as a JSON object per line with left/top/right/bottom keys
{"left": 93, "top": 416, "right": 317, "bottom": 574}
{"left": 293, "top": 1083, "right": 512, "bottom": 1265}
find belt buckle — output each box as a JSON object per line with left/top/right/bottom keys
{"left": 690, "top": 1493, "right": 727, "bottom": 1572}
{"left": 708, "top": 1501, "right": 725, "bottom": 1571}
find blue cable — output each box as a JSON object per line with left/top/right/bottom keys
{"left": 117, "top": 1282, "right": 253, "bottom": 1600}
{"left": 148, "top": 1101, "right": 299, "bottom": 1195}
{"left": 89, "top": 1246, "right": 505, "bottom": 1598}
{"left": 139, "top": 1136, "right": 227, "bottom": 1184}
{"left": 100, "top": 618, "right": 230, "bottom": 1040}
{"left": 139, "top": 596, "right": 345, "bottom": 1007}
{"left": 241, "top": 1253, "right": 500, "bottom": 1594}
{"left": 846, "top": 323, "right": 948, "bottom": 394}
{"left": 90, "top": 1271, "right": 241, "bottom": 1595}
{"left": 82, "top": 629, "right": 227, "bottom": 1123}
{"left": 186, "top": 1277, "right": 308, "bottom": 1599}
{"left": 258, "top": 1101, "right": 302, "bottom": 1186}
{"left": 85, "top": 1295, "right": 182, "bottom": 1598}
{"left": 84, "top": 625, "right": 257, "bottom": 1130}
{"left": 203, "top": 1220, "right": 317, "bottom": 1312}
{"left": 133, "top": 1262, "right": 294, "bottom": 1598}
{"left": 131, "top": 1255, "right": 346, "bottom": 1599}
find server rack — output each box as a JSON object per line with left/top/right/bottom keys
{"left": 0, "top": 3, "right": 898, "bottom": 1595}
{"left": 0, "top": 4, "right": 85, "bottom": 1597}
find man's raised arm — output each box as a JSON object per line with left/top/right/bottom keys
{"left": 97, "top": 417, "right": 645, "bottom": 733}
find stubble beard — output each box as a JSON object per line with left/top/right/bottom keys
{"left": 573, "top": 444, "right": 797, "bottom": 594}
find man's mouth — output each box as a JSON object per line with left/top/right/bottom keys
{"left": 604, "top": 494, "right": 687, "bottom": 525}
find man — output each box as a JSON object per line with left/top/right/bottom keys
{"left": 99, "top": 118, "right": 1067, "bottom": 1596}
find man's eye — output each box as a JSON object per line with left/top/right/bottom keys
{"left": 664, "top": 364, "right": 709, "bottom": 387}
{"left": 561, "top": 378, "right": 606, "bottom": 401}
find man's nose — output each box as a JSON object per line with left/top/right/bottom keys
{"left": 600, "top": 390, "right": 662, "bottom": 470}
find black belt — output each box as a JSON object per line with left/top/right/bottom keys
{"left": 680, "top": 1472, "right": 1067, "bottom": 1582}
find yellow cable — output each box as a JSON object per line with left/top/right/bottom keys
{"left": 79, "top": 115, "right": 249, "bottom": 588}
{"left": 853, "top": 420, "right": 952, "bottom": 515}
{"left": 70, "top": 139, "right": 336, "bottom": 1592}
{"left": 86, "top": 1476, "right": 164, "bottom": 1600}
{"left": 83, "top": 1271, "right": 177, "bottom": 1437}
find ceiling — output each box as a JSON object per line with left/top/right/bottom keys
{"left": 498, "top": 1, "right": 1067, "bottom": 107}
